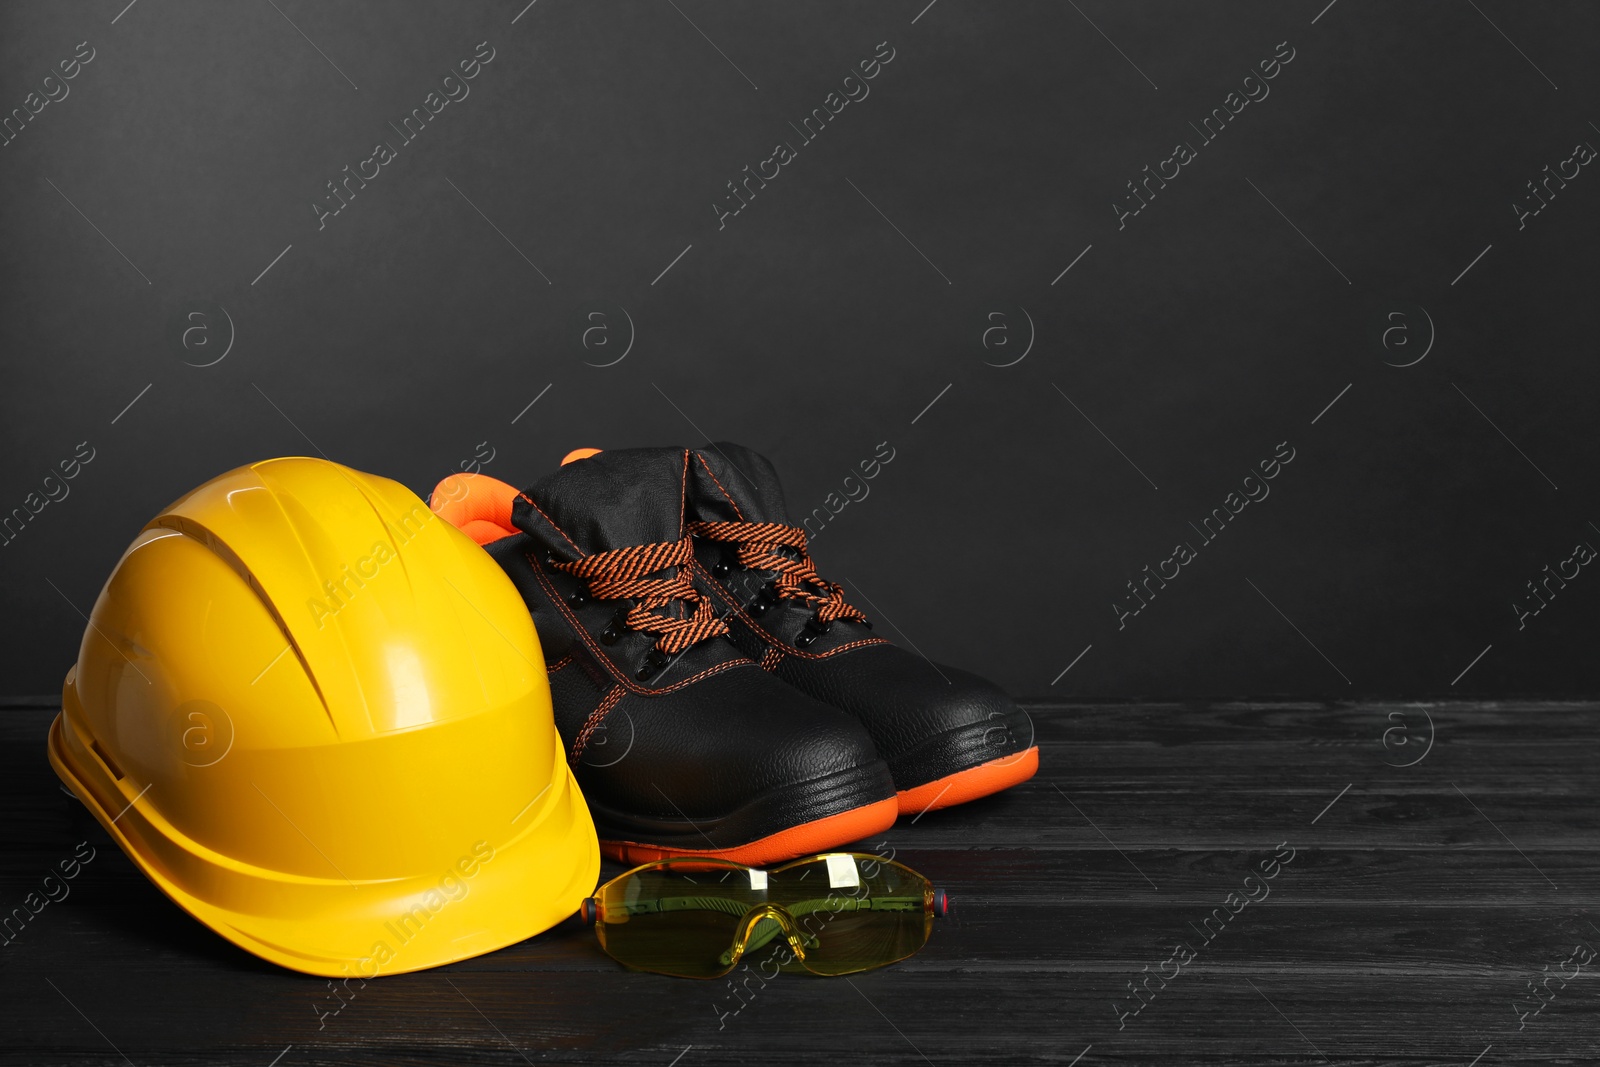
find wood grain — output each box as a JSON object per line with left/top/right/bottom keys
{"left": 2, "top": 702, "right": 1596, "bottom": 1066}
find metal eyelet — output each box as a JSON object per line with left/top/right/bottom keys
{"left": 795, "top": 615, "right": 831, "bottom": 648}
{"left": 636, "top": 649, "right": 669, "bottom": 680}
{"left": 567, "top": 582, "right": 589, "bottom": 607}
{"left": 747, "top": 582, "right": 778, "bottom": 618}
{"left": 600, "top": 609, "right": 627, "bottom": 645}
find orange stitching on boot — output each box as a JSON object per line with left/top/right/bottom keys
{"left": 516, "top": 491, "right": 584, "bottom": 553}
{"left": 677, "top": 449, "right": 690, "bottom": 536}
{"left": 527, "top": 556, "right": 747, "bottom": 695}
{"left": 693, "top": 451, "right": 748, "bottom": 521}
{"left": 570, "top": 685, "right": 626, "bottom": 763}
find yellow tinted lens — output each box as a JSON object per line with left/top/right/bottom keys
{"left": 766, "top": 854, "right": 932, "bottom": 976}
{"left": 595, "top": 860, "right": 768, "bottom": 978}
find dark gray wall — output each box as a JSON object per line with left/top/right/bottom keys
{"left": 2, "top": 1, "right": 1596, "bottom": 699}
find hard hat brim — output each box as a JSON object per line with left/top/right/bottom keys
{"left": 49, "top": 710, "right": 600, "bottom": 978}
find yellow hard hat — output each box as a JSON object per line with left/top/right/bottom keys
{"left": 47, "top": 457, "right": 598, "bottom": 977}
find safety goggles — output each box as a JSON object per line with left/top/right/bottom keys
{"left": 579, "top": 853, "right": 949, "bottom": 978}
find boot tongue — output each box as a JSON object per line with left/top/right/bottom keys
{"left": 688, "top": 442, "right": 792, "bottom": 524}
{"left": 512, "top": 447, "right": 690, "bottom": 556}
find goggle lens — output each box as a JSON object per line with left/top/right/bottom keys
{"left": 589, "top": 854, "right": 940, "bottom": 978}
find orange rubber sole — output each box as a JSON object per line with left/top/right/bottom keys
{"left": 600, "top": 796, "right": 900, "bottom": 868}
{"left": 896, "top": 746, "right": 1039, "bottom": 815}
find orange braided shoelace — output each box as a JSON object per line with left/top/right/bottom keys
{"left": 686, "top": 521, "right": 868, "bottom": 625}
{"left": 550, "top": 537, "right": 728, "bottom": 654}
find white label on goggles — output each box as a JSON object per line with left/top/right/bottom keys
{"left": 825, "top": 853, "right": 860, "bottom": 889}
{"left": 748, "top": 868, "right": 768, "bottom": 891}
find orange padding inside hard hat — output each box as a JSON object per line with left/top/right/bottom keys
{"left": 430, "top": 473, "right": 521, "bottom": 545}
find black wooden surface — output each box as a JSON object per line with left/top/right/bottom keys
{"left": 3, "top": 700, "right": 1596, "bottom": 1066}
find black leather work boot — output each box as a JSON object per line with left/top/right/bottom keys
{"left": 679, "top": 441, "right": 1038, "bottom": 815}
{"left": 429, "top": 449, "right": 898, "bottom": 866}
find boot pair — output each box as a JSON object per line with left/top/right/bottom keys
{"left": 431, "top": 443, "right": 1036, "bottom": 865}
